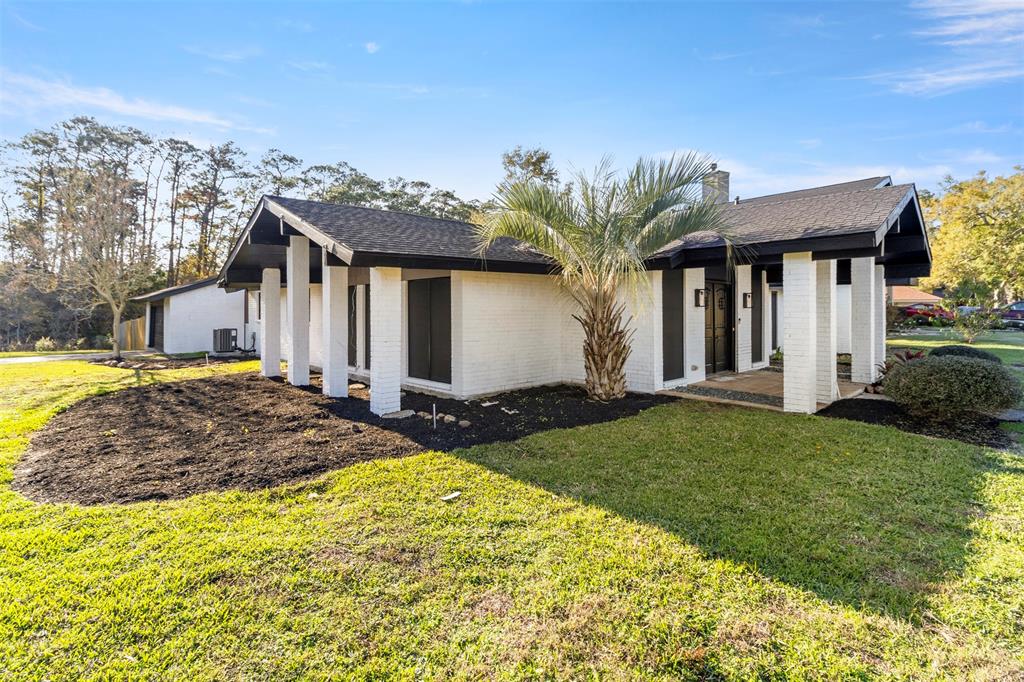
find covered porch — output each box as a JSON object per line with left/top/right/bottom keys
{"left": 666, "top": 369, "right": 868, "bottom": 412}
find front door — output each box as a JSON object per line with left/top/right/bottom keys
{"left": 149, "top": 303, "right": 164, "bottom": 350}
{"left": 704, "top": 281, "right": 733, "bottom": 374}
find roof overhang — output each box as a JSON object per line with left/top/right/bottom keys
{"left": 131, "top": 277, "right": 219, "bottom": 302}
{"left": 648, "top": 185, "right": 931, "bottom": 282}
{"left": 218, "top": 197, "right": 556, "bottom": 289}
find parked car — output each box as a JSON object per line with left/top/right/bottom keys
{"left": 902, "top": 303, "right": 954, "bottom": 323}
{"left": 999, "top": 301, "right": 1024, "bottom": 329}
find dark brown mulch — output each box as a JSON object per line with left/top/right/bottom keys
{"left": 818, "top": 397, "right": 1014, "bottom": 449}
{"left": 14, "top": 372, "right": 672, "bottom": 505}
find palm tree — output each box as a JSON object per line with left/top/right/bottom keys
{"left": 476, "top": 153, "right": 725, "bottom": 401}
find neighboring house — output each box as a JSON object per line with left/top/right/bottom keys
{"left": 131, "top": 278, "right": 254, "bottom": 354}
{"left": 218, "top": 170, "right": 931, "bottom": 415}
{"left": 889, "top": 285, "right": 942, "bottom": 306}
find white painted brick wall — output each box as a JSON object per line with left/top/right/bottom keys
{"left": 620, "top": 272, "right": 662, "bottom": 393}
{"left": 815, "top": 260, "right": 839, "bottom": 403}
{"left": 850, "top": 257, "right": 877, "bottom": 383}
{"left": 735, "top": 264, "right": 753, "bottom": 372}
{"left": 369, "top": 267, "right": 403, "bottom": 414}
{"left": 162, "top": 283, "right": 246, "bottom": 354}
{"left": 683, "top": 267, "right": 706, "bottom": 384}
{"left": 452, "top": 271, "right": 578, "bottom": 397}
{"left": 783, "top": 252, "right": 817, "bottom": 413}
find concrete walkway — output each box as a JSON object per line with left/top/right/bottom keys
{"left": 0, "top": 351, "right": 147, "bottom": 365}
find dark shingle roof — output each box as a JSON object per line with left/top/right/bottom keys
{"left": 735, "top": 176, "right": 890, "bottom": 206}
{"left": 267, "top": 196, "right": 552, "bottom": 267}
{"left": 654, "top": 182, "right": 915, "bottom": 255}
{"left": 131, "top": 277, "right": 219, "bottom": 302}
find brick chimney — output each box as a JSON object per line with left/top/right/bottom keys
{"left": 702, "top": 164, "right": 730, "bottom": 204}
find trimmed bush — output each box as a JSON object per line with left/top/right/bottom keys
{"left": 33, "top": 336, "right": 58, "bottom": 352}
{"left": 884, "top": 356, "right": 1022, "bottom": 419}
{"left": 929, "top": 344, "right": 1001, "bottom": 364}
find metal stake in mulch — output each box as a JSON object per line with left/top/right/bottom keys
{"left": 432, "top": 403, "right": 437, "bottom": 430}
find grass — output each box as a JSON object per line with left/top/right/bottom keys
{"left": 0, "top": 349, "right": 106, "bottom": 358}
{"left": 2, "top": 361, "right": 1023, "bottom": 678}
{"left": 887, "top": 330, "right": 1024, "bottom": 365}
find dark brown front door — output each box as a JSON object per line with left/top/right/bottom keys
{"left": 704, "top": 282, "right": 733, "bottom": 374}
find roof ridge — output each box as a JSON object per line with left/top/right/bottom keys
{"left": 730, "top": 182, "right": 909, "bottom": 209}
{"left": 737, "top": 176, "right": 888, "bottom": 202}
{"left": 266, "top": 195, "right": 478, "bottom": 228}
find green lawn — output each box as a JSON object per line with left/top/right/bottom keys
{"left": 0, "top": 349, "right": 106, "bottom": 358}
{"left": 2, "top": 361, "right": 1023, "bottom": 679}
{"left": 887, "top": 330, "right": 1024, "bottom": 365}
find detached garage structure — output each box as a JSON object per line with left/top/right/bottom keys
{"left": 132, "top": 278, "right": 253, "bottom": 355}
{"left": 218, "top": 170, "right": 930, "bottom": 416}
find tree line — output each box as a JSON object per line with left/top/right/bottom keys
{"left": 0, "top": 115, "right": 557, "bottom": 351}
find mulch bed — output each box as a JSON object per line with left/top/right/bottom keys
{"left": 14, "top": 372, "right": 671, "bottom": 505}
{"left": 818, "top": 397, "right": 1014, "bottom": 449}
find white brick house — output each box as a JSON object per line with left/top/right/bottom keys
{"left": 218, "top": 171, "right": 931, "bottom": 416}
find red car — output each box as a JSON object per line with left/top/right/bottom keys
{"left": 902, "top": 303, "right": 954, "bottom": 323}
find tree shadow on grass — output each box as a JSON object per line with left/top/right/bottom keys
{"left": 457, "top": 399, "right": 991, "bottom": 621}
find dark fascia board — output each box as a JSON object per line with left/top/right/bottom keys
{"left": 347, "top": 251, "right": 556, "bottom": 274}
{"left": 131, "top": 277, "right": 219, "bottom": 302}
{"left": 661, "top": 232, "right": 878, "bottom": 269}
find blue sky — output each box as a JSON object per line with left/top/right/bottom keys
{"left": 1, "top": 1, "right": 1021, "bottom": 201}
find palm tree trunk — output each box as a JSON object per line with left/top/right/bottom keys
{"left": 576, "top": 297, "right": 631, "bottom": 401}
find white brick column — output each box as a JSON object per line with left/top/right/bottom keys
{"left": 874, "top": 263, "right": 886, "bottom": 366}
{"left": 369, "top": 267, "right": 402, "bottom": 415}
{"left": 735, "top": 264, "right": 753, "bottom": 372}
{"left": 321, "top": 260, "right": 348, "bottom": 397}
{"left": 850, "top": 257, "right": 877, "bottom": 383}
{"left": 260, "top": 268, "right": 281, "bottom": 377}
{"left": 760, "top": 268, "right": 772, "bottom": 366}
{"left": 783, "top": 252, "right": 817, "bottom": 413}
{"left": 286, "top": 235, "right": 310, "bottom": 386}
{"left": 683, "top": 267, "right": 706, "bottom": 382}
{"left": 815, "top": 260, "right": 839, "bottom": 403}
{"left": 449, "top": 271, "right": 466, "bottom": 397}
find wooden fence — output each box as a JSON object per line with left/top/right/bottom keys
{"left": 118, "top": 317, "right": 146, "bottom": 351}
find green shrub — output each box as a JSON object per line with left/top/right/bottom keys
{"left": 884, "top": 356, "right": 1022, "bottom": 419}
{"left": 33, "top": 336, "right": 58, "bottom": 352}
{"left": 929, "top": 344, "right": 1002, "bottom": 364}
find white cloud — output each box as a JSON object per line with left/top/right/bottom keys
{"left": 656, "top": 150, "right": 954, "bottom": 197}
{"left": 862, "top": 59, "right": 1024, "bottom": 96}
{"left": 183, "top": 45, "right": 262, "bottom": 63}
{"left": 364, "top": 42, "right": 380, "bottom": 54}
{"left": 0, "top": 71, "right": 273, "bottom": 134}
{"left": 286, "top": 60, "right": 330, "bottom": 72}
{"left": 912, "top": 0, "right": 1024, "bottom": 45}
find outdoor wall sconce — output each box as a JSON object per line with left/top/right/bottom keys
{"left": 743, "top": 292, "right": 752, "bottom": 308}
{"left": 694, "top": 289, "right": 706, "bottom": 307}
